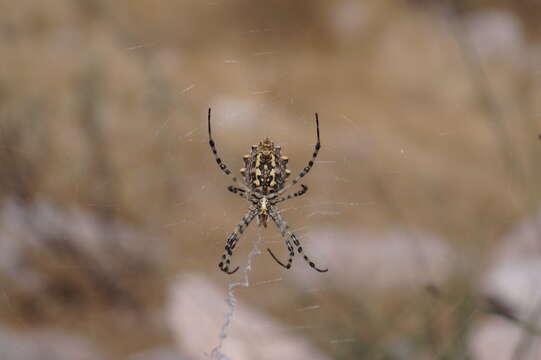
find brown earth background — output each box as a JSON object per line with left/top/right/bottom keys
{"left": 1, "top": 0, "right": 541, "bottom": 359}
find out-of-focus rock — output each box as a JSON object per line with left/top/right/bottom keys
{"left": 490, "top": 211, "right": 541, "bottom": 263}
{"left": 167, "top": 274, "right": 332, "bottom": 360}
{"left": 471, "top": 212, "right": 541, "bottom": 359}
{"left": 482, "top": 259, "right": 541, "bottom": 326}
{"left": 0, "top": 326, "right": 107, "bottom": 360}
{"left": 465, "top": 10, "right": 525, "bottom": 65}
{"left": 0, "top": 197, "right": 165, "bottom": 322}
{"left": 287, "top": 228, "right": 453, "bottom": 291}
{"left": 469, "top": 317, "right": 541, "bottom": 360}
{"left": 330, "top": 1, "right": 367, "bottom": 42}
{"left": 481, "top": 211, "right": 541, "bottom": 326}
{"left": 127, "top": 347, "right": 186, "bottom": 360}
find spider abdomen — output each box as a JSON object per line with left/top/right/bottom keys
{"left": 243, "top": 138, "right": 289, "bottom": 195}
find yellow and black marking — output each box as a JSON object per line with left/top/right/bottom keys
{"left": 208, "top": 109, "right": 327, "bottom": 274}
{"left": 241, "top": 138, "right": 290, "bottom": 195}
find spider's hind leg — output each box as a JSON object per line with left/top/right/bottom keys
{"left": 219, "top": 232, "right": 241, "bottom": 274}
{"left": 268, "top": 207, "right": 328, "bottom": 273}
{"left": 267, "top": 240, "right": 295, "bottom": 269}
{"left": 218, "top": 208, "right": 257, "bottom": 274}
{"left": 290, "top": 233, "right": 328, "bottom": 273}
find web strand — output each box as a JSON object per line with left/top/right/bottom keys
{"left": 210, "top": 230, "right": 263, "bottom": 360}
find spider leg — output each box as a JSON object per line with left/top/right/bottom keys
{"left": 273, "top": 184, "right": 308, "bottom": 204}
{"left": 218, "top": 207, "right": 257, "bottom": 274}
{"left": 268, "top": 206, "right": 328, "bottom": 272}
{"left": 227, "top": 185, "right": 249, "bottom": 200}
{"left": 268, "top": 113, "right": 321, "bottom": 200}
{"left": 267, "top": 241, "right": 295, "bottom": 269}
{"left": 208, "top": 108, "right": 250, "bottom": 191}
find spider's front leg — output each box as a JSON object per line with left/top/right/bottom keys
{"left": 268, "top": 113, "right": 321, "bottom": 200}
{"left": 267, "top": 206, "right": 328, "bottom": 272}
{"left": 208, "top": 108, "right": 250, "bottom": 192}
{"left": 218, "top": 207, "right": 257, "bottom": 274}
{"left": 274, "top": 184, "right": 308, "bottom": 204}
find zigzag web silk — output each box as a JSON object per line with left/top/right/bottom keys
{"left": 209, "top": 230, "right": 263, "bottom": 360}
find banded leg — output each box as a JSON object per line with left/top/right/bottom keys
{"left": 267, "top": 206, "right": 328, "bottom": 272}
{"left": 227, "top": 185, "right": 250, "bottom": 200}
{"left": 218, "top": 207, "right": 257, "bottom": 274}
{"left": 208, "top": 108, "right": 249, "bottom": 191}
{"left": 269, "top": 113, "right": 321, "bottom": 199}
{"left": 274, "top": 184, "right": 308, "bottom": 204}
{"left": 267, "top": 238, "right": 296, "bottom": 269}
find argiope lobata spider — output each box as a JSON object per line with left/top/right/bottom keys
{"left": 208, "top": 108, "right": 328, "bottom": 274}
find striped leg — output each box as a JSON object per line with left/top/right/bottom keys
{"left": 267, "top": 238, "right": 296, "bottom": 269}
{"left": 219, "top": 207, "right": 257, "bottom": 274}
{"left": 208, "top": 108, "right": 249, "bottom": 191}
{"left": 269, "top": 113, "right": 321, "bottom": 199}
{"left": 267, "top": 207, "right": 328, "bottom": 272}
{"left": 274, "top": 184, "right": 308, "bottom": 204}
{"left": 227, "top": 185, "right": 250, "bottom": 200}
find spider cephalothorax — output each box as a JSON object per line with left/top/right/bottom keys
{"left": 208, "top": 108, "right": 327, "bottom": 274}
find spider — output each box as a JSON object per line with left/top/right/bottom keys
{"left": 208, "top": 108, "right": 328, "bottom": 274}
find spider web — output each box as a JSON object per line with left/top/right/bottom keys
{"left": 1, "top": 2, "right": 540, "bottom": 360}
{"left": 196, "top": 5, "right": 541, "bottom": 357}
{"left": 209, "top": 231, "right": 263, "bottom": 360}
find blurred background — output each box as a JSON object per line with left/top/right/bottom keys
{"left": 1, "top": 0, "right": 541, "bottom": 359}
